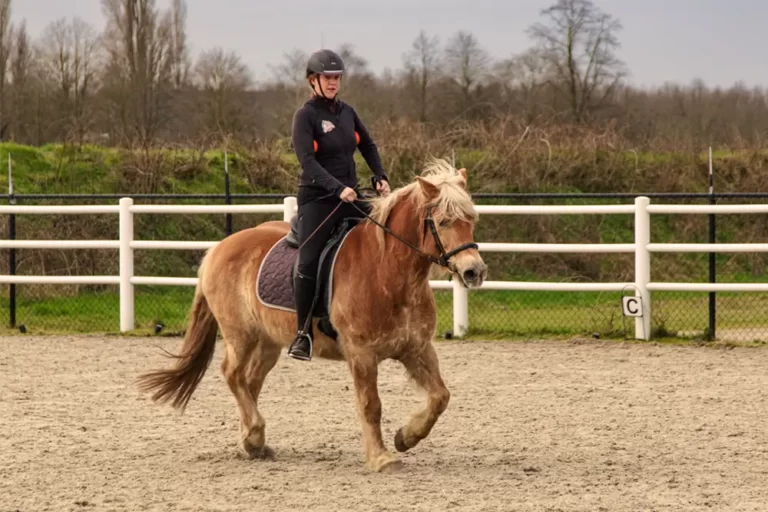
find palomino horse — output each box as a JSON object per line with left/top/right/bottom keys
{"left": 137, "top": 158, "right": 487, "bottom": 472}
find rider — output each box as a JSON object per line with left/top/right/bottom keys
{"left": 287, "top": 49, "right": 391, "bottom": 361}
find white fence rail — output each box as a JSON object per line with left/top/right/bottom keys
{"left": 2, "top": 196, "right": 768, "bottom": 339}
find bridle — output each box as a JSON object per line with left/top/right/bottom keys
{"left": 348, "top": 198, "right": 478, "bottom": 272}
{"left": 421, "top": 206, "right": 479, "bottom": 269}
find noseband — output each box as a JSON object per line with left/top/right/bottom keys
{"left": 422, "top": 206, "right": 478, "bottom": 270}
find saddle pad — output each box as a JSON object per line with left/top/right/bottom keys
{"left": 256, "top": 236, "right": 298, "bottom": 312}
{"left": 255, "top": 231, "right": 354, "bottom": 314}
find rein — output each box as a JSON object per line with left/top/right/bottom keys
{"left": 297, "top": 201, "right": 343, "bottom": 251}
{"left": 295, "top": 188, "right": 478, "bottom": 271}
{"left": 348, "top": 198, "right": 478, "bottom": 271}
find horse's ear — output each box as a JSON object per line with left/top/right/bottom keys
{"left": 457, "top": 167, "right": 467, "bottom": 187}
{"left": 416, "top": 176, "right": 439, "bottom": 199}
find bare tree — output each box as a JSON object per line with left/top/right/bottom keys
{"left": 268, "top": 48, "right": 308, "bottom": 86}
{"left": 0, "top": 0, "right": 12, "bottom": 139}
{"left": 169, "top": 0, "right": 189, "bottom": 88}
{"left": 9, "top": 17, "right": 31, "bottom": 141}
{"left": 193, "top": 47, "right": 252, "bottom": 133}
{"left": 101, "top": 0, "right": 174, "bottom": 144}
{"left": 403, "top": 30, "right": 441, "bottom": 122}
{"left": 494, "top": 47, "right": 554, "bottom": 120}
{"left": 38, "top": 17, "right": 102, "bottom": 143}
{"left": 330, "top": 43, "right": 378, "bottom": 113}
{"left": 263, "top": 49, "right": 311, "bottom": 133}
{"left": 443, "top": 30, "right": 491, "bottom": 113}
{"left": 334, "top": 42, "right": 373, "bottom": 102}
{"left": 336, "top": 43, "right": 368, "bottom": 75}
{"left": 527, "top": 0, "right": 626, "bottom": 122}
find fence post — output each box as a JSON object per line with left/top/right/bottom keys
{"left": 119, "top": 197, "right": 134, "bottom": 332}
{"left": 283, "top": 196, "right": 297, "bottom": 222}
{"left": 453, "top": 278, "right": 469, "bottom": 337}
{"left": 707, "top": 147, "right": 716, "bottom": 341}
{"left": 224, "top": 150, "right": 232, "bottom": 236}
{"left": 634, "top": 196, "right": 651, "bottom": 340}
{"left": 8, "top": 199, "right": 16, "bottom": 328}
{"left": 7, "top": 153, "right": 15, "bottom": 328}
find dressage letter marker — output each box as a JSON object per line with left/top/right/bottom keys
{"left": 621, "top": 296, "right": 643, "bottom": 317}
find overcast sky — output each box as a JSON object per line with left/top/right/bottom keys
{"left": 13, "top": 0, "right": 768, "bottom": 89}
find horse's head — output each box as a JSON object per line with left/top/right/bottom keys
{"left": 368, "top": 158, "right": 487, "bottom": 287}
{"left": 414, "top": 161, "right": 487, "bottom": 288}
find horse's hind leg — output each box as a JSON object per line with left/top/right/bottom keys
{"left": 220, "top": 329, "right": 280, "bottom": 459}
{"left": 393, "top": 341, "right": 451, "bottom": 453}
{"left": 243, "top": 341, "right": 281, "bottom": 458}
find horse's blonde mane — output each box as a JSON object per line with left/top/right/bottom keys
{"left": 367, "top": 157, "right": 478, "bottom": 248}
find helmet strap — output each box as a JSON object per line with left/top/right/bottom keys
{"left": 308, "top": 75, "right": 327, "bottom": 99}
{"left": 317, "top": 78, "right": 328, "bottom": 99}
{"left": 310, "top": 75, "right": 338, "bottom": 103}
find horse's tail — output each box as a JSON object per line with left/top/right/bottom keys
{"left": 136, "top": 256, "right": 218, "bottom": 411}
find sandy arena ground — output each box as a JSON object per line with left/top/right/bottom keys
{"left": 1, "top": 335, "right": 767, "bottom": 512}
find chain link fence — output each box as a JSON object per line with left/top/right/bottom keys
{"left": 6, "top": 284, "right": 768, "bottom": 344}
{"left": 2, "top": 194, "right": 768, "bottom": 344}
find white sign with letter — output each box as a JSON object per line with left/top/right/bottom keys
{"left": 622, "top": 296, "right": 643, "bottom": 317}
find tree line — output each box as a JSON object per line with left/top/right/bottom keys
{"left": 1, "top": 0, "right": 766, "bottom": 151}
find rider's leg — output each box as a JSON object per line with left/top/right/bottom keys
{"left": 289, "top": 271, "right": 316, "bottom": 360}
{"left": 288, "top": 199, "right": 340, "bottom": 361}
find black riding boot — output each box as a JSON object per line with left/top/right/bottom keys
{"left": 288, "top": 272, "right": 316, "bottom": 361}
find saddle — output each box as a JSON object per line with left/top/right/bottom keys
{"left": 256, "top": 215, "right": 364, "bottom": 340}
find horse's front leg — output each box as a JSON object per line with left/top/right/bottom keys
{"left": 394, "top": 340, "right": 451, "bottom": 452}
{"left": 347, "top": 350, "right": 403, "bottom": 472}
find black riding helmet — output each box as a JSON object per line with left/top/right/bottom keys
{"left": 306, "top": 49, "right": 345, "bottom": 78}
{"left": 306, "top": 50, "right": 345, "bottom": 100}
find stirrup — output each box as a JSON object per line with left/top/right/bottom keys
{"left": 288, "top": 332, "right": 313, "bottom": 361}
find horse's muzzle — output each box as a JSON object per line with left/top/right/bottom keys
{"left": 460, "top": 262, "right": 487, "bottom": 288}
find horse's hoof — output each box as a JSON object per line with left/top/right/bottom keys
{"left": 245, "top": 444, "right": 275, "bottom": 460}
{"left": 379, "top": 459, "right": 404, "bottom": 474}
{"left": 369, "top": 452, "right": 403, "bottom": 473}
{"left": 394, "top": 428, "right": 409, "bottom": 452}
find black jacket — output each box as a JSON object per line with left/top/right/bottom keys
{"left": 291, "top": 95, "right": 387, "bottom": 204}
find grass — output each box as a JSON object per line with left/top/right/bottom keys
{"left": 0, "top": 286, "right": 194, "bottom": 336}
{"left": 3, "top": 286, "right": 768, "bottom": 346}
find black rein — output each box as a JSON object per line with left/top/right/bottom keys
{"left": 348, "top": 200, "right": 478, "bottom": 270}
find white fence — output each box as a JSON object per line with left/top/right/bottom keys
{"left": 3, "top": 196, "right": 768, "bottom": 339}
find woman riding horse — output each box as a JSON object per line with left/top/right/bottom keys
{"left": 288, "top": 49, "right": 391, "bottom": 361}
{"left": 136, "top": 157, "right": 487, "bottom": 472}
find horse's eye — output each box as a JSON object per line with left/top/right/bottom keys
{"left": 439, "top": 218, "right": 451, "bottom": 227}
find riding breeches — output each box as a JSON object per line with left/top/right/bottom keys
{"left": 296, "top": 199, "right": 370, "bottom": 280}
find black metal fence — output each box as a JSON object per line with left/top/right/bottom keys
{"left": 4, "top": 191, "right": 768, "bottom": 343}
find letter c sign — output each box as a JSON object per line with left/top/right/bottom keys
{"left": 622, "top": 296, "right": 642, "bottom": 317}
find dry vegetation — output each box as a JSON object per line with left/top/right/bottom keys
{"left": 0, "top": 0, "right": 765, "bottom": 154}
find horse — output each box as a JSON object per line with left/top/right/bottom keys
{"left": 136, "top": 157, "right": 488, "bottom": 473}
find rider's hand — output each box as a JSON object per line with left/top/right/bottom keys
{"left": 376, "top": 179, "right": 391, "bottom": 196}
{"left": 340, "top": 187, "right": 358, "bottom": 203}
